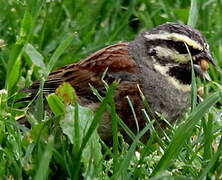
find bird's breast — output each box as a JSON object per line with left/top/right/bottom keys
{"left": 138, "top": 65, "right": 190, "bottom": 122}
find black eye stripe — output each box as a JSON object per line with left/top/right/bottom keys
{"left": 146, "top": 39, "right": 201, "bottom": 56}
{"left": 169, "top": 41, "right": 187, "bottom": 54}
{"left": 168, "top": 40, "right": 201, "bottom": 55}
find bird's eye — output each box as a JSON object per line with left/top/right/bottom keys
{"left": 187, "top": 46, "right": 201, "bottom": 55}
{"left": 168, "top": 40, "right": 201, "bottom": 55}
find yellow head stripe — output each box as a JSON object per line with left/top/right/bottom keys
{"left": 144, "top": 33, "right": 203, "bottom": 51}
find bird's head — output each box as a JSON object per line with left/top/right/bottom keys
{"left": 136, "top": 22, "right": 216, "bottom": 86}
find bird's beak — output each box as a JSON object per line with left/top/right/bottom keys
{"left": 193, "top": 64, "right": 211, "bottom": 80}
{"left": 193, "top": 51, "right": 216, "bottom": 81}
{"left": 204, "top": 51, "right": 216, "bottom": 66}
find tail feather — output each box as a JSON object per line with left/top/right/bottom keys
{"left": 17, "top": 78, "right": 63, "bottom": 102}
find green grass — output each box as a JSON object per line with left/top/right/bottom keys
{"left": 0, "top": 0, "right": 222, "bottom": 179}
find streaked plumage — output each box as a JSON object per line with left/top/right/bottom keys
{"left": 21, "top": 22, "right": 215, "bottom": 142}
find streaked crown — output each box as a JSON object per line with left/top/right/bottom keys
{"left": 143, "top": 22, "right": 212, "bottom": 64}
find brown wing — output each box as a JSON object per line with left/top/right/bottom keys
{"left": 24, "top": 42, "right": 138, "bottom": 99}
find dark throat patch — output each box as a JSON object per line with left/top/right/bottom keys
{"left": 168, "top": 64, "right": 191, "bottom": 85}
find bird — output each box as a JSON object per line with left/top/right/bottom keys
{"left": 21, "top": 22, "right": 215, "bottom": 143}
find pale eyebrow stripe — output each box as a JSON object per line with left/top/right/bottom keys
{"left": 144, "top": 33, "right": 203, "bottom": 51}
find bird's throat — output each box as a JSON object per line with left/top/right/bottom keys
{"left": 153, "top": 63, "right": 191, "bottom": 92}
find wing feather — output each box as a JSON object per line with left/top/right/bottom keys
{"left": 22, "top": 42, "right": 138, "bottom": 100}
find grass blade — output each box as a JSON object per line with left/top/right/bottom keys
{"left": 152, "top": 90, "right": 221, "bottom": 176}
{"left": 198, "top": 135, "right": 222, "bottom": 179}
{"left": 34, "top": 135, "right": 54, "bottom": 180}
{"left": 46, "top": 33, "right": 74, "bottom": 74}
{"left": 25, "top": 43, "right": 46, "bottom": 70}
{"left": 187, "top": 0, "right": 199, "bottom": 27}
